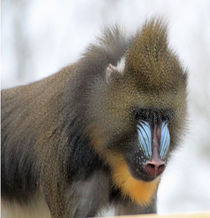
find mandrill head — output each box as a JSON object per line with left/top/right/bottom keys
{"left": 86, "top": 18, "right": 187, "bottom": 204}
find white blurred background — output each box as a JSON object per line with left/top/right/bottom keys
{"left": 2, "top": 0, "right": 210, "bottom": 215}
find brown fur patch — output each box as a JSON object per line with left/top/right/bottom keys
{"left": 126, "top": 19, "right": 184, "bottom": 92}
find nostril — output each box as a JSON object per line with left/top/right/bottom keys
{"left": 157, "top": 163, "right": 165, "bottom": 174}
{"left": 159, "top": 164, "right": 165, "bottom": 169}
{"left": 147, "top": 163, "right": 155, "bottom": 169}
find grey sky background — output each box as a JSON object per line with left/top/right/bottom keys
{"left": 2, "top": 0, "right": 210, "bottom": 215}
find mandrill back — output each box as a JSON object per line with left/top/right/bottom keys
{"left": 1, "top": 19, "right": 187, "bottom": 218}
{"left": 1, "top": 66, "right": 75, "bottom": 201}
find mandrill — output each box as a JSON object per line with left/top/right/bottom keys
{"left": 1, "top": 19, "right": 187, "bottom": 218}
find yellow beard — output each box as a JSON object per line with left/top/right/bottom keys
{"left": 108, "top": 154, "right": 160, "bottom": 205}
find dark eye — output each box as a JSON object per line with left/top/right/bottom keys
{"left": 134, "top": 111, "right": 140, "bottom": 120}
{"left": 134, "top": 109, "right": 150, "bottom": 122}
{"left": 161, "top": 109, "right": 174, "bottom": 122}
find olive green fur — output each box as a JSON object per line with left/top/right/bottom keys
{"left": 1, "top": 18, "right": 187, "bottom": 218}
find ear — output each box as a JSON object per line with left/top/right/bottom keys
{"left": 105, "top": 56, "right": 126, "bottom": 84}
{"left": 105, "top": 64, "right": 119, "bottom": 84}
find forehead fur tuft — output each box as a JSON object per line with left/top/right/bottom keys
{"left": 126, "top": 18, "right": 185, "bottom": 91}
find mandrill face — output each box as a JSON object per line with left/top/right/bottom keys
{"left": 88, "top": 70, "right": 185, "bottom": 183}
{"left": 124, "top": 108, "right": 173, "bottom": 182}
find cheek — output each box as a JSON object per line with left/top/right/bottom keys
{"left": 124, "top": 146, "right": 148, "bottom": 179}
{"left": 127, "top": 149, "right": 146, "bottom": 166}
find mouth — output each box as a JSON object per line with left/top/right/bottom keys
{"left": 128, "top": 164, "right": 162, "bottom": 182}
